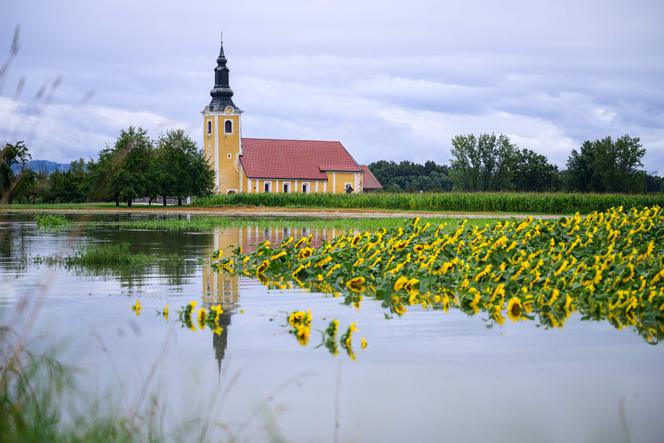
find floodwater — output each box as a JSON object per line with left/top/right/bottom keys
{"left": 1, "top": 212, "right": 663, "bottom": 443}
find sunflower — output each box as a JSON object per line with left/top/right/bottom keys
{"left": 197, "top": 308, "right": 208, "bottom": 328}
{"left": 271, "top": 251, "right": 287, "bottom": 261}
{"left": 346, "top": 276, "right": 366, "bottom": 293}
{"left": 391, "top": 296, "right": 407, "bottom": 316}
{"left": 404, "top": 277, "right": 419, "bottom": 292}
{"left": 256, "top": 260, "right": 270, "bottom": 275}
{"left": 393, "top": 276, "right": 408, "bottom": 291}
{"left": 298, "top": 247, "right": 314, "bottom": 260}
{"left": 294, "top": 324, "right": 310, "bottom": 346}
{"left": 506, "top": 297, "right": 523, "bottom": 322}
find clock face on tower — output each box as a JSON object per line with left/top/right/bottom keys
{"left": 224, "top": 106, "right": 234, "bottom": 114}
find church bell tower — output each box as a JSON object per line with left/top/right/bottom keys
{"left": 203, "top": 32, "right": 243, "bottom": 194}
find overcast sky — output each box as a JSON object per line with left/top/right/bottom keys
{"left": 1, "top": 0, "right": 663, "bottom": 173}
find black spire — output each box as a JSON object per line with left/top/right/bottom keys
{"left": 209, "top": 32, "right": 239, "bottom": 112}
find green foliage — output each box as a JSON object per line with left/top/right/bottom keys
{"left": 0, "top": 310, "right": 163, "bottom": 442}
{"left": 368, "top": 160, "right": 452, "bottom": 192}
{"left": 34, "top": 243, "right": 155, "bottom": 271}
{"left": 196, "top": 191, "right": 663, "bottom": 214}
{"left": 90, "top": 215, "right": 495, "bottom": 233}
{"left": 449, "top": 133, "right": 520, "bottom": 191}
{"left": 513, "top": 148, "right": 561, "bottom": 191}
{"left": 153, "top": 129, "right": 214, "bottom": 206}
{"left": 65, "top": 243, "right": 155, "bottom": 267}
{"left": 566, "top": 135, "right": 646, "bottom": 193}
{"left": 0, "top": 140, "right": 31, "bottom": 203}
{"left": 11, "top": 127, "right": 214, "bottom": 206}
{"left": 34, "top": 214, "right": 70, "bottom": 229}
{"left": 108, "top": 127, "right": 153, "bottom": 206}
{"left": 41, "top": 159, "right": 89, "bottom": 203}
{"left": 219, "top": 206, "right": 664, "bottom": 343}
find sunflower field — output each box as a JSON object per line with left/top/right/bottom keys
{"left": 213, "top": 206, "right": 664, "bottom": 343}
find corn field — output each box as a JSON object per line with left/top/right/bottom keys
{"left": 196, "top": 192, "right": 664, "bottom": 214}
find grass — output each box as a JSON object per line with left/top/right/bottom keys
{"left": 1, "top": 202, "right": 118, "bottom": 210}
{"left": 90, "top": 216, "right": 503, "bottom": 233}
{"left": 0, "top": 305, "right": 163, "bottom": 442}
{"left": 195, "top": 192, "right": 664, "bottom": 214}
{"left": 34, "top": 214, "right": 70, "bottom": 229}
{"left": 34, "top": 243, "right": 155, "bottom": 269}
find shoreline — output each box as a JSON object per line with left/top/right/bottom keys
{"left": 0, "top": 205, "right": 563, "bottom": 219}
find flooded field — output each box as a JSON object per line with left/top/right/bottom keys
{"left": 1, "top": 212, "right": 663, "bottom": 442}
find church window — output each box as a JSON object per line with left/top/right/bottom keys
{"left": 302, "top": 182, "right": 309, "bottom": 193}
{"left": 264, "top": 181, "right": 271, "bottom": 193}
{"left": 227, "top": 153, "right": 232, "bottom": 159}
{"left": 283, "top": 183, "right": 290, "bottom": 193}
{"left": 225, "top": 120, "right": 233, "bottom": 134}
{"left": 207, "top": 120, "right": 212, "bottom": 135}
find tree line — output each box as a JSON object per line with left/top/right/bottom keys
{"left": 370, "top": 133, "right": 663, "bottom": 193}
{"left": 0, "top": 127, "right": 214, "bottom": 205}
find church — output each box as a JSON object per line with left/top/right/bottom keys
{"left": 202, "top": 35, "right": 382, "bottom": 195}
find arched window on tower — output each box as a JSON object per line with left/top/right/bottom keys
{"left": 225, "top": 120, "right": 233, "bottom": 134}
{"left": 207, "top": 120, "right": 212, "bottom": 135}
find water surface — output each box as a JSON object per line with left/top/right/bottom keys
{"left": 1, "top": 213, "right": 663, "bottom": 442}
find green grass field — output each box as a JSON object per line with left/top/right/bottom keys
{"left": 89, "top": 216, "right": 501, "bottom": 232}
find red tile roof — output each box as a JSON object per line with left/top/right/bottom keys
{"left": 360, "top": 165, "right": 383, "bottom": 190}
{"left": 240, "top": 138, "right": 362, "bottom": 180}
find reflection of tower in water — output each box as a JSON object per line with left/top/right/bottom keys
{"left": 202, "top": 224, "right": 343, "bottom": 370}
{"left": 203, "top": 227, "right": 242, "bottom": 373}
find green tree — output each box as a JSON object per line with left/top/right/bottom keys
{"left": 513, "top": 148, "right": 560, "bottom": 191}
{"left": 449, "top": 133, "right": 518, "bottom": 191}
{"left": 645, "top": 173, "right": 664, "bottom": 193}
{"left": 12, "top": 169, "right": 39, "bottom": 203}
{"left": 0, "top": 140, "right": 31, "bottom": 203}
{"left": 368, "top": 160, "right": 451, "bottom": 193}
{"left": 566, "top": 135, "right": 646, "bottom": 193}
{"left": 86, "top": 148, "right": 117, "bottom": 202}
{"left": 108, "top": 127, "right": 153, "bottom": 206}
{"left": 155, "top": 130, "right": 213, "bottom": 205}
{"left": 45, "top": 159, "right": 88, "bottom": 203}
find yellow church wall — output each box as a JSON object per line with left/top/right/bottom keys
{"left": 245, "top": 179, "right": 331, "bottom": 193}
{"left": 203, "top": 116, "right": 215, "bottom": 173}
{"left": 330, "top": 171, "right": 363, "bottom": 193}
{"left": 216, "top": 112, "right": 242, "bottom": 194}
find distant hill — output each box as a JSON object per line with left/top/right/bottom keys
{"left": 11, "top": 160, "right": 70, "bottom": 174}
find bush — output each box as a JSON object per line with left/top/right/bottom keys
{"left": 35, "top": 214, "right": 70, "bottom": 229}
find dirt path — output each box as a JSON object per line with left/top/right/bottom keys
{"left": 1, "top": 205, "right": 563, "bottom": 219}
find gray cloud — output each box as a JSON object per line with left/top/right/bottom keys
{"left": 1, "top": 0, "right": 663, "bottom": 173}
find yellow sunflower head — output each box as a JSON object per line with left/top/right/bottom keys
{"left": 506, "top": 297, "right": 523, "bottom": 322}
{"left": 346, "top": 276, "right": 366, "bottom": 293}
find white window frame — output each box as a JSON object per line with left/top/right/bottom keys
{"left": 301, "top": 182, "right": 310, "bottom": 193}
{"left": 224, "top": 119, "right": 233, "bottom": 134}
{"left": 283, "top": 182, "right": 290, "bottom": 193}
{"left": 264, "top": 181, "right": 272, "bottom": 193}
{"left": 207, "top": 120, "right": 212, "bottom": 135}
{"left": 344, "top": 182, "right": 353, "bottom": 193}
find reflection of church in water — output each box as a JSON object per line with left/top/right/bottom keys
{"left": 201, "top": 224, "right": 343, "bottom": 370}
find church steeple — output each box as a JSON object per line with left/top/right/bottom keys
{"left": 209, "top": 32, "right": 239, "bottom": 112}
